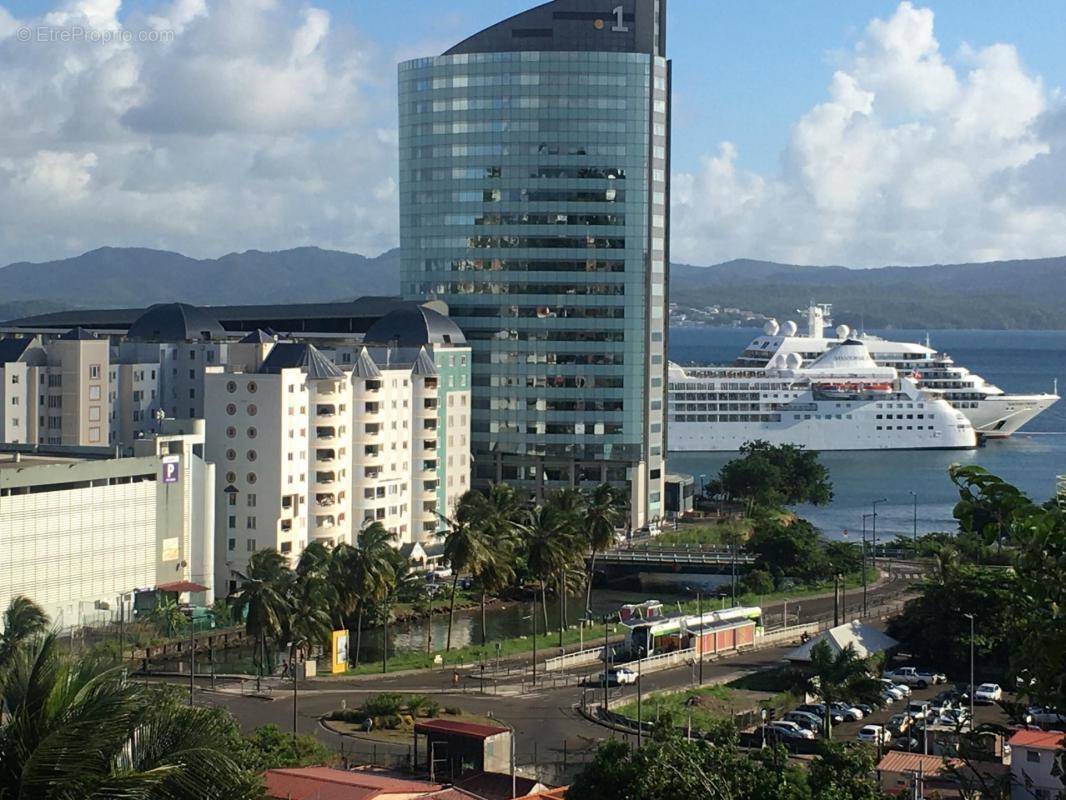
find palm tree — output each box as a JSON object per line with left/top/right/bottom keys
{"left": 229, "top": 549, "right": 293, "bottom": 692}
{"left": 467, "top": 484, "right": 526, "bottom": 645}
{"left": 0, "top": 633, "right": 261, "bottom": 798}
{"left": 524, "top": 504, "right": 575, "bottom": 632}
{"left": 807, "top": 640, "right": 884, "bottom": 739}
{"left": 441, "top": 491, "right": 491, "bottom": 650}
{"left": 346, "top": 522, "right": 397, "bottom": 666}
{"left": 0, "top": 595, "right": 49, "bottom": 671}
{"left": 583, "top": 484, "right": 626, "bottom": 613}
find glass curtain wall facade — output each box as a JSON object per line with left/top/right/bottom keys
{"left": 399, "top": 0, "right": 669, "bottom": 526}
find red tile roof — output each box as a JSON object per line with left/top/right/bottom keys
{"left": 414, "top": 719, "right": 509, "bottom": 739}
{"left": 877, "top": 751, "right": 962, "bottom": 777}
{"left": 264, "top": 767, "right": 442, "bottom": 800}
{"left": 455, "top": 772, "right": 540, "bottom": 800}
{"left": 1009, "top": 730, "right": 1066, "bottom": 750}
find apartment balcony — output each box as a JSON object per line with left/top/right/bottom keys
{"left": 423, "top": 460, "right": 437, "bottom": 472}
{"left": 423, "top": 377, "right": 438, "bottom": 390}
{"left": 423, "top": 480, "right": 438, "bottom": 493}
{"left": 315, "top": 426, "right": 338, "bottom": 440}
{"left": 423, "top": 399, "right": 438, "bottom": 410}
{"left": 364, "top": 423, "right": 382, "bottom": 436}
{"left": 365, "top": 467, "right": 383, "bottom": 480}
{"left": 315, "top": 448, "right": 336, "bottom": 462}
{"left": 280, "top": 519, "right": 293, "bottom": 532}
{"left": 316, "top": 404, "right": 337, "bottom": 417}
{"left": 365, "top": 380, "right": 382, "bottom": 393}
{"left": 364, "top": 445, "right": 383, "bottom": 458}
{"left": 315, "top": 515, "right": 336, "bottom": 529}
{"left": 423, "top": 439, "right": 437, "bottom": 451}
{"left": 315, "top": 471, "right": 337, "bottom": 485}
{"left": 364, "top": 402, "right": 381, "bottom": 414}
{"left": 315, "top": 493, "right": 336, "bottom": 507}
{"left": 423, "top": 419, "right": 437, "bottom": 431}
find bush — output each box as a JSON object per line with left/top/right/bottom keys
{"left": 444, "top": 705, "right": 462, "bottom": 716}
{"left": 741, "top": 568, "right": 775, "bottom": 595}
{"left": 405, "top": 694, "right": 429, "bottom": 716}
{"left": 361, "top": 693, "right": 404, "bottom": 717}
{"left": 422, "top": 700, "right": 441, "bottom": 718}
{"left": 380, "top": 714, "right": 403, "bottom": 730}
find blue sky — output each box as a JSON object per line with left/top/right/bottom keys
{"left": 1, "top": 0, "right": 1065, "bottom": 265}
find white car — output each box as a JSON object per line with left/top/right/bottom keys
{"left": 857, "top": 724, "right": 892, "bottom": 745}
{"left": 1026, "top": 707, "right": 1066, "bottom": 726}
{"left": 974, "top": 683, "right": 1003, "bottom": 703}
{"left": 608, "top": 667, "right": 638, "bottom": 685}
{"left": 766, "top": 720, "right": 815, "bottom": 740}
{"left": 880, "top": 679, "right": 909, "bottom": 699}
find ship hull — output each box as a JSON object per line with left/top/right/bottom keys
{"left": 966, "top": 394, "right": 1060, "bottom": 438}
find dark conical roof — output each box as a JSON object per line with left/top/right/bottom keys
{"left": 364, "top": 305, "right": 465, "bottom": 347}
{"left": 0, "top": 337, "right": 34, "bottom": 363}
{"left": 127, "top": 303, "right": 226, "bottom": 342}
{"left": 412, "top": 347, "right": 438, "bottom": 377}
{"left": 351, "top": 347, "right": 382, "bottom": 379}
{"left": 239, "top": 328, "right": 276, "bottom": 344}
{"left": 58, "top": 326, "right": 98, "bottom": 340}
{"left": 258, "top": 342, "right": 343, "bottom": 379}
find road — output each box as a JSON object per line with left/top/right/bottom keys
{"left": 186, "top": 566, "right": 919, "bottom": 782}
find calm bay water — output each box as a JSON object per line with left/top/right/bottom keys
{"left": 668, "top": 327, "right": 1066, "bottom": 540}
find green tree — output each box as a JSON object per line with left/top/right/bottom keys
{"left": 0, "top": 634, "right": 261, "bottom": 799}
{"left": 583, "top": 483, "right": 626, "bottom": 612}
{"left": 0, "top": 595, "right": 49, "bottom": 672}
{"left": 463, "top": 484, "right": 527, "bottom": 645}
{"left": 719, "top": 441, "right": 833, "bottom": 512}
{"left": 440, "top": 492, "right": 491, "bottom": 650}
{"left": 233, "top": 723, "right": 332, "bottom": 773}
{"left": 524, "top": 503, "right": 577, "bottom": 632}
{"left": 741, "top": 568, "right": 775, "bottom": 595}
{"left": 808, "top": 741, "right": 889, "bottom": 800}
{"left": 746, "top": 516, "right": 827, "bottom": 583}
{"left": 146, "top": 594, "right": 189, "bottom": 639}
{"left": 229, "top": 549, "right": 293, "bottom": 691}
{"left": 346, "top": 522, "right": 397, "bottom": 666}
{"left": 807, "top": 640, "right": 884, "bottom": 739}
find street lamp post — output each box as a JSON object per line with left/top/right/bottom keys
{"left": 871, "top": 498, "right": 887, "bottom": 563}
{"left": 697, "top": 591, "right": 703, "bottom": 685}
{"left": 602, "top": 614, "right": 611, "bottom": 709}
{"left": 963, "top": 613, "right": 975, "bottom": 724}
{"left": 909, "top": 491, "right": 918, "bottom": 548}
{"left": 862, "top": 513, "right": 874, "bottom": 616}
{"left": 531, "top": 598, "right": 537, "bottom": 688}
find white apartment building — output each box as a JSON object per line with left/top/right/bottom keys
{"left": 0, "top": 420, "right": 214, "bottom": 628}
{"left": 3, "top": 301, "right": 472, "bottom": 597}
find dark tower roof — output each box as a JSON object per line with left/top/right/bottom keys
{"left": 127, "top": 303, "right": 226, "bottom": 342}
{"left": 364, "top": 306, "right": 466, "bottom": 347}
{"left": 58, "top": 327, "right": 98, "bottom": 340}
{"left": 258, "top": 343, "right": 343, "bottom": 379}
{"left": 239, "top": 328, "right": 276, "bottom": 344}
{"left": 443, "top": 0, "right": 666, "bottom": 57}
{"left": 0, "top": 337, "right": 35, "bottom": 363}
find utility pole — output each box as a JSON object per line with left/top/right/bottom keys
{"left": 871, "top": 498, "right": 887, "bottom": 569}
{"left": 833, "top": 574, "right": 839, "bottom": 627}
{"left": 293, "top": 657, "right": 299, "bottom": 741}
{"left": 189, "top": 618, "right": 195, "bottom": 707}
{"left": 964, "top": 612, "right": 975, "bottom": 724}
{"left": 636, "top": 647, "right": 643, "bottom": 748}
{"left": 909, "top": 491, "right": 918, "bottom": 548}
{"left": 862, "top": 513, "right": 873, "bottom": 616}
{"left": 602, "top": 614, "right": 610, "bottom": 709}
{"left": 697, "top": 592, "right": 703, "bottom": 685}
{"left": 531, "top": 597, "right": 537, "bottom": 688}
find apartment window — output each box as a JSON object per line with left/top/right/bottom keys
{"left": 189, "top": 370, "right": 195, "bottom": 379}
{"left": 9, "top": 397, "right": 16, "bottom": 406}
{"left": 246, "top": 538, "right": 256, "bottom": 552}
{"left": 228, "top": 515, "right": 236, "bottom": 528}
{"left": 88, "top": 386, "right": 101, "bottom": 400}
{"left": 247, "top": 494, "right": 257, "bottom": 508}
{"left": 88, "top": 427, "right": 101, "bottom": 443}
{"left": 10, "top": 375, "right": 18, "bottom": 384}
{"left": 227, "top": 494, "right": 237, "bottom": 506}
{"left": 280, "top": 542, "right": 292, "bottom": 554}
{"left": 189, "top": 389, "right": 195, "bottom": 399}
{"left": 1027, "top": 750, "right": 1041, "bottom": 763}
{"left": 89, "top": 365, "right": 101, "bottom": 379}
{"left": 228, "top": 538, "right": 235, "bottom": 551}
{"left": 246, "top": 517, "right": 257, "bottom": 530}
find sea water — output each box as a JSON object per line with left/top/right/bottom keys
{"left": 667, "top": 327, "right": 1066, "bottom": 541}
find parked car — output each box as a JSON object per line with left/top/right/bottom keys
{"left": 857, "top": 724, "right": 893, "bottom": 745}
{"left": 784, "top": 710, "right": 824, "bottom": 735}
{"left": 893, "top": 736, "right": 921, "bottom": 751}
{"left": 905, "top": 700, "right": 932, "bottom": 720}
{"left": 912, "top": 667, "right": 948, "bottom": 684}
{"left": 937, "top": 708, "right": 971, "bottom": 728}
{"left": 797, "top": 704, "right": 844, "bottom": 725}
{"left": 932, "top": 689, "right": 962, "bottom": 708}
{"left": 855, "top": 704, "right": 875, "bottom": 717}
{"left": 765, "top": 720, "right": 815, "bottom": 740}
{"left": 884, "top": 667, "right": 939, "bottom": 689}
{"left": 974, "top": 683, "right": 1003, "bottom": 703}
{"left": 886, "top": 713, "right": 913, "bottom": 736}
{"left": 830, "top": 702, "right": 865, "bottom": 722}
{"left": 879, "top": 679, "right": 909, "bottom": 699}
{"left": 1025, "top": 706, "right": 1066, "bottom": 727}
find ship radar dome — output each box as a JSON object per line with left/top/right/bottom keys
{"left": 763, "top": 319, "right": 780, "bottom": 336}
{"left": 836, "top": 324, "right": 850, "bottom": 339}
{"left": 781, "top": 320, "right": 798, "bottom": 336}
{"left": 785, "top": 352, "right": 803, "bottom": 369}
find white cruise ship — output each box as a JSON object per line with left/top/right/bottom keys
{"left": 734, "top": 304, "right": 1059, "bottom": 438}
{"left": 668, "top": 339, "right": 976, "bottom": 452}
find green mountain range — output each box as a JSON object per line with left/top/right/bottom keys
{"left": 1, "top": 247, "right": 1063, "bottom": 330}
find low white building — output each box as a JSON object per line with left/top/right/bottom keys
{"left": 1009, "top": 729, "right": 1065, "bottom": 800}
{"left": 0, "top": 420, "right": 215, "bottom": 628}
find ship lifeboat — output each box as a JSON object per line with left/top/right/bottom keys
{"left": 814, "top": 381, "right": 893, "bottom": 399}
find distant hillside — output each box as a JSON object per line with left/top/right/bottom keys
{"left": 0, "top": 246, "right": 402, "bottom": 316}
{"left": 671, "top": 256, "right": 1066, "bottom": 330}
{"left": 2, "top": 247, "right": 1064, "bottom": 329}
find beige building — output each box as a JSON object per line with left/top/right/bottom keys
{"left": 0, "top": 420, "right": 214, "bottom": 627}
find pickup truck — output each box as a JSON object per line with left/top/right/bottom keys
{"left": 883, "top": 667, "right": 944, "bottom": 689}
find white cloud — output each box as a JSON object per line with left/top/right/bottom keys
{"left": 0, "top": 0, "right": 398, "bottom": 263}
{"left": 672, "top": 1, "right": 1066, "bottom": 266}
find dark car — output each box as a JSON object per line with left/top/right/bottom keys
{"left": 797, "top": 704, "right": 844, "bottom": 726}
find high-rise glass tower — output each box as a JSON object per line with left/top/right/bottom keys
{"left": 399, "top": 0, "right": 669, "bottom": 526}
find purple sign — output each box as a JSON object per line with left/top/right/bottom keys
{"left": 162, "top": 458, "right": 179, "bottom": 484}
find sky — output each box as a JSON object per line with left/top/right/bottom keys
{"left": 0, "top": 0, "right": 1064, "bottom": 268}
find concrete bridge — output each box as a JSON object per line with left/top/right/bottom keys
{"left": 590, "top": 546, "right": 756, "bottom": 580}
